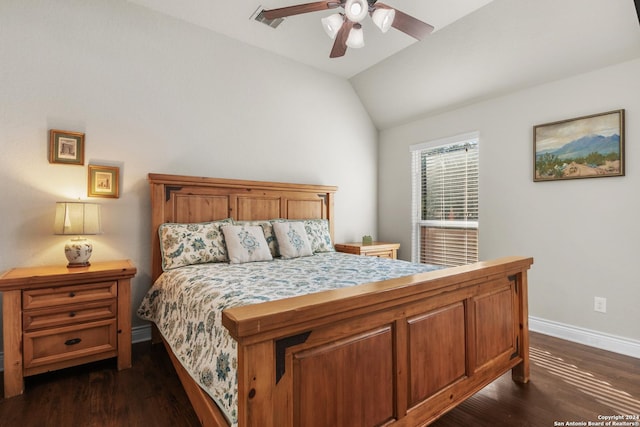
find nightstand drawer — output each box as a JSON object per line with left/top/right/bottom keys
{"left": 23, "top": 318, "right": 117, "bottom": 371}
{"left": 335, "top": 242, "right": 400, "bottom": 260}
{"left": 364, "top": 249, "right": 395, "bottom": 258}
{"left": 23, "top": 300, "right": 117, "bottom": 331}
{"left": 23, "top": 281, "right": 117, "bottom": 310}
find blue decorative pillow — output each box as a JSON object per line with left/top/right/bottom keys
{"left": 272, "top": 221, "right": 313, "bottom": 259}
{"left": 221, "top": 225, "right": 273, "bottom": 264}
{"left": 159, "top": 219, "right": 232, "bottom": 271}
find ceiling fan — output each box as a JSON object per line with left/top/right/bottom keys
{"left": 261, "top": 0, "right": 434, "bottom": 58}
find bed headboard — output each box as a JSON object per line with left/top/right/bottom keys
{"left": 148, "top": 173, "right": 338, "bottom": 281}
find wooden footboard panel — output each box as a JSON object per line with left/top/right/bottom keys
{"left": 223, "top": 256, "right": 533, "bottom": 427}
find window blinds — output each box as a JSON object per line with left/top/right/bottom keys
{"left": 411, "top": 134, "right": 479, "bottom": 267}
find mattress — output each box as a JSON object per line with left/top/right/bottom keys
{"left": 137, "top": 251, "right": 442, "bottom": 425}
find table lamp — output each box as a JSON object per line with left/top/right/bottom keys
{"left": 54, "top": 202, "right": 102, "bottom": 267}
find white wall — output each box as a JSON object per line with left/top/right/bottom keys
{"left": 0, "top": 0, "right": 378, "bottom": 348}
{"left": 378, "top": 58, "right": 640, "bottom": 343}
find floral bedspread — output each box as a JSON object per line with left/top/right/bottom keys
{"left": 137, "top": 252, "right": 442, "bottom": 425}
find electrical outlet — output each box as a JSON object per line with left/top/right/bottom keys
{"left": 594, "top": 296, "right": 607, "bottom": 313}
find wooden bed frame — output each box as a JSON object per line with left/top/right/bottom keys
{"left": 148, "top": 173, "right": 533, "bottom": 427}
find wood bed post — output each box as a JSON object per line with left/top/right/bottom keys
{"left": 237, "top": 341, "right": 278, "bottom": 427}
{"left": 512, "top": 270, "right": 530, "bottom": 383}
{"left": 149, "top": 179, "right": 166, "bottom": 283}
{"left": 326, "top": 191, "right": 335, "bottom": 244}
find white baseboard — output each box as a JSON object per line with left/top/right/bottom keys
{"left": 529, "top": 316, "right": 640, "bottom": 359}
{"left": 1, "top": 319, "right": 637, "bottom": 372}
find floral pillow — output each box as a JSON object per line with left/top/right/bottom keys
{"left": 159, "top": 219, "right": 232, "bottom": 271}
{"left": 233, "top": 220, "right": 280, "bottom": 258}
{"left": 221, "top": 225, "right": 273, "bottom": 264}
{"left": 272, "top": 221, "right": 313, "bottom": 259}
{"left": 271, "top": 218, "right": 334, "bottom": 253}
{"left": 303, "top": 219, "right": 334, "bottom": 253}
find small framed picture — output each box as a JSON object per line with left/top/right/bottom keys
{"left": 88, "top": 165, "right": 120, "bottom": 198}
{"left": 49, "top": 129, "right": 85, "bottom": 165}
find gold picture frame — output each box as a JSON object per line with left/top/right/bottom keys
{"left": 49, "top": 129, "right": 85, "bottom": 165}
{"left": 533, "top": 109, "right": 625, "bottom": 182}
{"left": 88, "top": 165, "right": 120, "bottom": 198}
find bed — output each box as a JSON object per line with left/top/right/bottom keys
{"left": 142, "top": 173, "right": 533, "bottom": 427}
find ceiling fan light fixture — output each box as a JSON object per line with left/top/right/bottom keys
{"left": 344, "top": 0, "right": 368, "bottom": 23}
{"left": 371, "top": 7, "right": 395, "bottom": 33}
{"left": 260, "top": 0, "right": 434, "bottom": 58}
{"left": 346, "top": 24, "right": 364, "bottom": 48}
{"left": 321, "top": 13, "right": 344, "bottom": 39}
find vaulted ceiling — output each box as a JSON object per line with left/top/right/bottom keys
{"left": 126, "top": 0, "right": 494, "bottom": 77}
{"left": 128, "top": 0, "right": 640, "bottom": 129}
{"left": 352, "top": 0, "right": 640, "bottom": 128}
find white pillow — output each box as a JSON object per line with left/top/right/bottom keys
{"left": 221, "top": 225, "right": 273, "bottom": 264}
{"left": 233, "top": 220, "right": 279, "bottom": 257}
{"left": 272, "top": 221, "right": 313, "bottom": 259}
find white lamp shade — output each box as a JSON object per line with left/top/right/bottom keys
{"left": 372, "top": 7, "right": 395, "bottom": 33}
{"left": 321, "top": 13, "right": 344, "bottom": 39}
{"left": 346, "top": 25, "right": 365, "bottom": 49}
{"left": 54, "top": 202, "right": 102, "bottom": 235}
{"left": 344, "top": 0, "right": 368, "bottom": 23}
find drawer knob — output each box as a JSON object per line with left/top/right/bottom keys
{"left": 64, "top": 338, "right": 82, "bottom": 346}
{"left": 69, "top": 292, "right": 76, "bottom": 298}
{"left": 69, "top": 312, "right": 76, "bottom": 318}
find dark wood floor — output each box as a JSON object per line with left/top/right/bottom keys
{"left": 0, "top": 341, "right": 201, "bottom": 427}
{"left": 431, "top": 333, "right": 640, "bottom": 427}
{"left": 1, "top": 332, "right": 638, "bottom": 426}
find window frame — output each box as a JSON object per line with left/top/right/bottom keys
{"left": 410, "top": 131, "right": 480, "bottom": 266}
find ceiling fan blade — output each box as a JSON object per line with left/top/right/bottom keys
{"left": 377, "top": 3, "right": 434, "bottom": 40}
{"left": 329, "top": 20, "right": 354, "bottom": 58}
{"left": 262, "top": 1, "right": 339, "bottom": 20}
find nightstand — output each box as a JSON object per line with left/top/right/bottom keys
{"left": 335, "top": 242, "right": 400, "bottom": 259}
{"left": 0, "top": 260, "right": 136, "bottom": 398}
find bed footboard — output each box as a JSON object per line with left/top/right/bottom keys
{"left": 223, "top": 256, "right": 533, "bottom": 427}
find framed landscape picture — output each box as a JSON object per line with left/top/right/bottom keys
{"left": 533, "top": 109, "right": 625, "bottom": 182}
{"left": 49, "top": 129, "right": 85, "bottom": 165}
{"left": 88, "top": 165, "right": 120, "bottom": 198}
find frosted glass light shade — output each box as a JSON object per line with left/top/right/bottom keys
{"left": 346, "top": 25, "right": 365, "bottom": 48}
{"left": 54, "top": 202, "right": 102, "bottom": 267}
{"left": 372, "top": 7, "right": 395, "bottom": 33}
{"left": 321, "top": 13, "right": 344, "bottom": 39}
{"left": 344, "top": 0, "right": 368, "bottom": 23}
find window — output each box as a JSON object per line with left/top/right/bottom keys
{"left": 411, "top": 132, "right": 479, "bottom": 267}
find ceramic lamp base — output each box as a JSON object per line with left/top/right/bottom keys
{"left": 65, "top": 237, "right": 93, "bottom": 268}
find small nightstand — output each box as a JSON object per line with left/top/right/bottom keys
{"left": 0, "top": 260, "right": 136, "bottom": 398}
{"left": 335, "top": 242, "right": 400, "bottom": 259}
